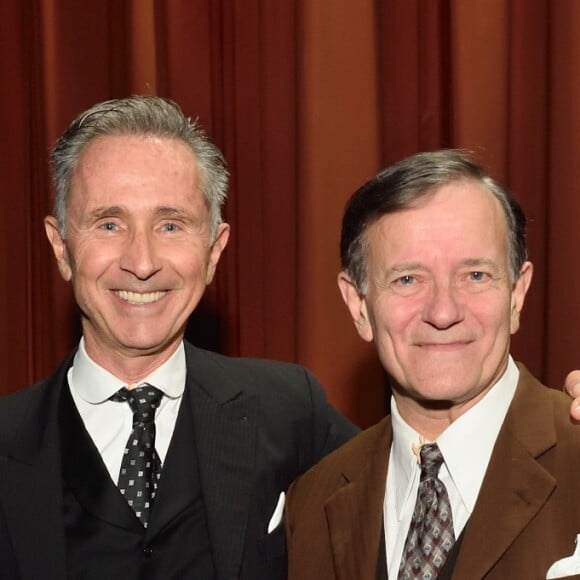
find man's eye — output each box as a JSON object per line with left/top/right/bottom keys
{"left": 162, "top": 222, "right": 180, "bottom": 232}
{"left": 396, "top": 275, "right": 416, "bottom": 286}
{"left": 99, "top": 222, "right": 117, "bottom": 231}
{"left": 469, "top": 271, "right": 487, "bottom": 282}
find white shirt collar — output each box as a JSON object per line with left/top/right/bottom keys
{"left": 438, "top": 357, "right": 519, "bottom": 512}
{"left": 390, "top": 398, "right": 424, "bottom": 519}
{"left": 390, "top": 356, "right": 519, "bottom": 519}
{"left": 71, "top": 338, "right": 186, "bottom": 403}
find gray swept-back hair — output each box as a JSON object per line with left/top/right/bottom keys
{"left": 50, "top": 95, "right": 228, "bottom": 239}
{"left": 340, "top": 149, "right": 527, "bottom": 292}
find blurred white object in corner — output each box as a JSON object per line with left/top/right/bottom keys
{"left": 547, "top": 534, "right": 580, "bottom": 579}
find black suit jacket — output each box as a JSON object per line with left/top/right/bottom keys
{"left": 0, "top": 341, "right": 356, "bottom": 580}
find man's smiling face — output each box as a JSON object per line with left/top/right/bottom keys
{"left": 339, "top": 179, "right": 532, "bottom": 423}
{"left": 45, "top": 133, "right": 229, "bottom": 366}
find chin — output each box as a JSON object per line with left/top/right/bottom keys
{"left": 403, "top": 379, "right": 473, "bottom": 404}
{"left": 115, "top": 333, "right": 175, "bottom": 354}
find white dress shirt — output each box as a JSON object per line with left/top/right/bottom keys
{"left": 68, "top": 338, "right": 186, "bottom": 485}
{"left": 384, "top": 357, "right": 519, "bottom": 578}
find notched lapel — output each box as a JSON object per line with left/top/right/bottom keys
{"left": 324, "top": 421, "right": 390, "bottom": 580}
{"left": 453, "top": 372, "right": 557, "bottom": 579}
{"left": 146, "top": 386, "right": 200, "bottom": 538}
{"left": 325, "top": 476, "right": 386, "bottom": 580}
{"left": 59, "top": 384, "right": 141, "bottom": 532}
{"left": 190, "top": 379, "right": 258, "bottom": 580}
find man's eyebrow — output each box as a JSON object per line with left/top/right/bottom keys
{"left": 461, "top": 258, "right": 499, "bottom": 269}
{"left": 88, "top": 206, "right": 196, "bottom": 219}
{"left": 384, "top": 262, "right": 428, "bottom": 276}
{"left": 154, "top": 206, "right": 195, "bottom": 219}
{"left": 389, "top": 263, "right": 426, "bottom": 273}
{"left": 87, "top": 206, "right": 125, "bottom": 220}
{"left": 155, "top": 206, "right": 208, "bottom": 230}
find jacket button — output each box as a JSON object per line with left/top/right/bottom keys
{"left": 143, "top": 546, "right": 153, "bottom": 557}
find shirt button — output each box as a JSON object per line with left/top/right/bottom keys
{"left": 143, "top": 546, "right": 153, "bottom": 557}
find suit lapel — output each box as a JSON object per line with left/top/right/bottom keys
{"left": 452, "top": 367, "right": 557, "bottom": 579}
{"left": 325, "top": 419, "right": 391, "bottom": 580}
{"left": 59, "top": 380, "right": 141, "bottom": 532}
{"left": 0, "top": 361, "right": 71, "bottom": 579}
{"left": 184, "top": 344, "right": 259, "bottom": 580}
{"left": 147, "top": 386, "right": 199, "bottom": 537}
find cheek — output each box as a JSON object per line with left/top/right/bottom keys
{"left": 469, "top": 295, "right": 513, "bottom": 341}
{"left": 170, "top": 249, "right": 212, "bottom": 288}
{"left": 72, "top": 245, "right": 118, "bottom": 277}
{"left": 369, "top": 297, "right": 414, "bottom": 349}
{"left": 66, "top": 242, "right": 126, "bottom": 295}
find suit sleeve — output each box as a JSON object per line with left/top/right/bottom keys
{"left": 303, "top": 368, "right": 359, "bottom": 464}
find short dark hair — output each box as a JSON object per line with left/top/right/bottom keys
{"left": 50, "top": 95, "right": 228, "bottom": 239}
{"left": 340, "top": 149, "right": 527, "bottom": 291}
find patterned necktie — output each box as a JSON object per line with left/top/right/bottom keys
{"left": 398, "top": 443, "right": 455, "bottom": 580}
{"left": 110, "top": 384, "right": 163, "bottom": 527}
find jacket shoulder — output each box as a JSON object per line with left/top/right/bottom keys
{"left": 0, "top": 353, "right": 72, "bottom": 445}
{"left": 513, "top": 364, "right": 580, "bottom": 444}
{"left": 184, "top": 342, "right": 328, "bottom": 405}
{"left": 288, "top": 418, "right": 390, "bottom": 503}
{"left": 187, "top": 343, "right": 313, "bottom": 379}
{"left": 0, "top": 379, "right": 55, "bottom": 451}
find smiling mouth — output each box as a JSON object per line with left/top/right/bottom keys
{"left": 417, "top": 341, "right": 471, "bottom": 351}
{"left": 115, "top": 290, "right": 167, "bottom": 305}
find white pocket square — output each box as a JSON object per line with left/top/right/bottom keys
{"left": 267, "top": 491, "right": 285, "bottom": 534}
{"left": 546, "top": 534, "right": 580, "bottom": 578}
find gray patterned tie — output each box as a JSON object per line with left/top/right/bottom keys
{"left": 110, "top": 384, "right": 163, "bottom": 528}
{"left": 398, "top": 443, "right": 455, "bottom": 580}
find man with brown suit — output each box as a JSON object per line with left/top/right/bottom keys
{"left": 285, "top": 150, "right": 580, "bottom": 579}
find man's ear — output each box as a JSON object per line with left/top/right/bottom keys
{"left": 337, "top": 271, "right": 373, "bottom": 342}
{"left": 44, "top": 216, "right": 73, "bottom": 282}
{"left": 510, "top": 261, "right": 533, "bottom": 334}
{"left": 205, "top": 222, "right": 230, "bottom": 284}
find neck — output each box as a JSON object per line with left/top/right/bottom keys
{"left": 82, "top": 336, "right": 181, "bottom": 384}
{"left": 393, "top": 386, "right": 494, "bottom": 440}
{"left": 394, "top": 398, "right": 451, "bottom": 440}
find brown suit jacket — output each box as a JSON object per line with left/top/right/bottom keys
{"left": 286, "top": 365, "right": 580, "bottom": 580}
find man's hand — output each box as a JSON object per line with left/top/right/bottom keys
{"left": 565, "top": 371, "right": 580, "bottom": 420}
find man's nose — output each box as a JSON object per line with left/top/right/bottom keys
{"left": 118, "top": 230, "right": 162, "bottom": 280}
{"left": 422, "top": 282, "right": 464, "bottom": 330}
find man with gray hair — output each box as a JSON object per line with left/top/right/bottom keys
{"left": 0, "top": 95, "right": 355, "bottom": 580}
{"left": 285, "top": 150, "right": 580, "bottom": 579}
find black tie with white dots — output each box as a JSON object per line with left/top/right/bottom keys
{"left": 110, "top": 384, "right": 163, "bottom": 528}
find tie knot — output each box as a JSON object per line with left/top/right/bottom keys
{"left": 419, "top": 443, "right": 444, "bottom": 477}
{"left": 111, "top": 384, "right": 163, "bottom": 424}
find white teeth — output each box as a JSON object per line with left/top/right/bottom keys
{"left": 116, "top": 290, "right": 166, "bottom": 304}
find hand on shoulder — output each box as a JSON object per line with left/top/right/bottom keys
{"left": 564, "top": 370, "right": 580, "bottom": 420}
